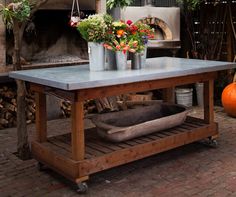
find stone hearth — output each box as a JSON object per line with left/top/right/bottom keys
{"left": 0, "top": 0, "right": 106, "bottom": 74}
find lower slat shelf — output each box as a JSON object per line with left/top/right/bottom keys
{"left": 44, "top": 116, "right": 217, "bottom": 160}
{"left": 32, "top": 116, "right": 218, "bottom": 181}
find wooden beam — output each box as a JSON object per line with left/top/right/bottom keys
{"left": 163, "top": 87, "right": 175, "bottom": 103}
{"left": 203, "top": 80, "right": 214, "bottom": 124}
{"left": 35, "top": 92, "right": 47, "bottom": 142}
{"left": 71, "top": 101, "right": 85, "bottom": 161}
{"left": 77, "top": 72, "right": 217, "bottom": 101}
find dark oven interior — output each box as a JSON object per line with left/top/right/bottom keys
{"left": 6, "top": 10, "right": 95, "bottom": 66}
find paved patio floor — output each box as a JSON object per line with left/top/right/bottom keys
{"left": 0, "top": 106, "right": 236, "bottom": 197}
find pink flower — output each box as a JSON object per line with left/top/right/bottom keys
{"left": 126, "top": 20, "right": 133, "bottom": 26}
{"left": 116, "top": 45, "right": 121, "bottom": 50}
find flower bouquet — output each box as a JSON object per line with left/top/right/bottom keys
{"left": 131, "top": 21, "right": 154, "bottom": 68}
{"left": 104, "top": 19, "right": 154, "bottom": 69}
{"left": 77, "top": 14, "right": 113, "bottom": 43}
{"left": 77, "top": 14, "right": 113, "bottom": 71}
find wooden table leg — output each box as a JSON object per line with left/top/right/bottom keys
{"left": 163, "top": 87, "right": 175, "bottom": 103}
{"left": 71, "top": 101, "right": 85, "bottom": 161}
{"left": 35, "top": 92, "right": 47, "bottom": 142}
{"left": 204, "top": 80, "right": 218, "bottom": 140}
{"left": 203, "top": 80, "right": 214, "bottom": 124}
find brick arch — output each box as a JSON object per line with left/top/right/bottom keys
{"left": 138, "top": 17, "right": 173, "bottom": 40}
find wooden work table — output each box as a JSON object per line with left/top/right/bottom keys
{"left": 9, "top": 57, "right": 236, "bottom": 192}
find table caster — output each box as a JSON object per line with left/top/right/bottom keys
{"left": 208, "top": 139, "right": 218, "bottom": 148}
{"left": 76, "top": 182, "right": 88, "bottom": 194}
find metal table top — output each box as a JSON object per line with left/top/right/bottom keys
{"left": 9, "top": 57, "right": 236, "bottom": 90}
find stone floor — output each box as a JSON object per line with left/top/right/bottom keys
{"left": 0, "top": 106, "right": 236, "bottom": 197}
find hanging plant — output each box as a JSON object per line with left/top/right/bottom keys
{"left": 106, "top": 0, "right": 133, "bottom": 10}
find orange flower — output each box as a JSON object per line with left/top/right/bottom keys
{"left": 123, "top": 46, "right": 129, "bottom": 51}
{"left": 117, "top": 29, "right": 124, "bottom": 36}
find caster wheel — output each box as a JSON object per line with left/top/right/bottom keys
{"left": 202, "top": 138, "right": 218, "bottom": 148}
{"left": 77, "top": 182, "right": 88, "bottom": 194}
{"left": 209, "top": 139, "right": 218, "bottom": 148}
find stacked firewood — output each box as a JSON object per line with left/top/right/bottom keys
{"left": 60, "top": 93, "right": 153, "bottom": 117}
{"left": 0, "top": 86, "right": 16, "bottom": 129}
{"left": 0, "top": 84, "right": 155, "bottom": 129}
{"left": 61, "top": 99, "right": 97, "bottom": 117}
{"left": 0, "top": 85, "right": 36, "bottom": 129}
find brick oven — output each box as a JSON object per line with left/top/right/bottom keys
{"left": 0, "top": 0, "right": 106, "bottom": 75}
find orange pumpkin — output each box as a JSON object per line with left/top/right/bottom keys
{"left": 222, "top": 82, "right": 236, "bottom": 117}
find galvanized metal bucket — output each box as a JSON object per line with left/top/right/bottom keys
{"left": 131, "top": 53, "right": 142, "bottom": 70}
{"left": 116, "top": 51, "right": 128, "bottom": 70}
{"left": 175, "top": 88, "right": 193, "bottom": 107}
{"left": 141, "top": 46, "right": 147, "bottom": 68}
{"left": 105, "top": 49, "right": 117, "bottom": 70}
{"left": 88, "top": 42, "right": 105, "bottom": 71}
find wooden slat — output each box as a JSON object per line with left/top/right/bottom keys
{"left": 115, "top": 142, "right": 133, "bottom": 149}
{"left": 86, "top": 141, "right": 113, "bottom": 154}
{"left": 183, "top": 122, "right": 201, "bottom": 129}
{"left": 179, "top": 124, "right": 196, "bottom": 130}
{"left": 45, "top": 140, "right": 71, "bottom": 158}
{"left": 146, "top": 134, "right": 163, "bottom": 140}
{"left": 48, "top": 136, "right": 93, "bottom": 159}
{"left": 154, "top": 132, "right": 171, "bottom": 138}
{"left": 86, "top": 144, "right": 107, "bottom": 156}
{"left": 89, "top": 138, "right": 123, "bottom": 151}
{"left": 124, "top": 140, "right": 139, "bottom": 146}
{"left": 133, "top": 138, "right": 149, "bottom": 144}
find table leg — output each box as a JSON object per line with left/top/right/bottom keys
{"left": 71, "top": 101, "right": 85, "bottom": 161}
{"left": 163, "top": 87, "right": 175, "bottom": 103}
{"left": 203, "top": 80, "right": 214, "bottom": 124}
{"left": 35, "top": 92, "right": 47, "bottom": 142}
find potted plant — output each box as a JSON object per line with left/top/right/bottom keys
{"left": 106, "top": 0, "right": 134, "bottom": 9}
{"left": 77, "top": 14, "right": 113, "bottom": 71}
{"left": 106, "top": 0, "right": 133, "bottom": 19}
{"left": 104, "top": 20, "right": 140, "bottom": 70}
{"left": 129, "top": 21, "right": 154, "bottom": 69}
{"left": 104, "top": 20, "right": 154, "bottom": 70}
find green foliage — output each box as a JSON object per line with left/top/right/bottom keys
{"left": 177, "top": 0, "right": 203, "bottom": 11}
{"left": 106, "top": 0, "right": 133, "bottom": 10}
{"left": 0, "top": 0, "right": 31, "bottom": 29}
{"left": 77, "top": 14, "right": 113, "bottom": 43}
